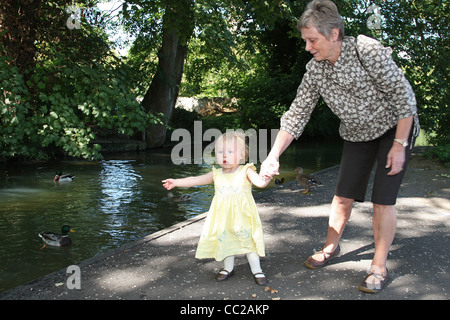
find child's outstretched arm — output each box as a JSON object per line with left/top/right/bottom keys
{"left": 246, "top": 167, "right": 271, "bottom": 188}
{"left": 162, "top": 171, "right": 214, "bottom": 190}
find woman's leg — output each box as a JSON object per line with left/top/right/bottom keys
{"left": 305, "top": 195, "right": 353, "bottom": 268}
{"left": 324, "top": 195, "right": 354, "bottom": 252}
{"left": 371, "top": 203, "right": 396, "bottom": 271}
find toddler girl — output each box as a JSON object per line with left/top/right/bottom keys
{"left": 162, "top": 131, "right": 270, "bottom": 285}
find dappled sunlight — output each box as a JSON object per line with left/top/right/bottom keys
{"left": 97, "top": 268, "right": 153, "bottom": 292}
{"left": 403, "top": 195, "right": 450, "bottom": 213}
{"left": 388, "top": 273, "right": 448, "bottom": 299}
{"left": 258, "top": 202, "right": 331, "bottom": 218}
{"left": 95, "top": 256, "right": 178, "bottom": 293}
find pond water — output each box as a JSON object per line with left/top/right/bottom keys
{"left": 0, "top": 139, "right": 342, "bottom": 293}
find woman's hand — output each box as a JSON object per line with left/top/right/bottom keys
{"left": 386, "top": 144, "right": 406, "bottom": 176}
{"left": 386, "top": 116, "right": 413, "bottom": 176}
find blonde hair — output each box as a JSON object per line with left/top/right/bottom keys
{"left": 215, "top": 131, "right": 249, "bottom": 163}
{"left": 298, "top": 0, "right": 344, "bottom": 41}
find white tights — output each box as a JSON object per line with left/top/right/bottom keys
{"left": 221, "top": 252, "right": 264, "bottom": 277}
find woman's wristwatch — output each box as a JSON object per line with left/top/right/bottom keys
{"left": 394, "top": 138, "right": 408, "bottom": 147}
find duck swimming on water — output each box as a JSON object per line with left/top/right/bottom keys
{"left": 39, "top": 225, "right": 75, "bottom": 250}
{"left": 54, "top": 171, "right": 75, "bottom": 182}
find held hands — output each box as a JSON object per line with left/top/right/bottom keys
{"left": 260, "top": 156, "right": 280, "bottom": 181}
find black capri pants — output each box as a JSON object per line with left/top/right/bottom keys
{"left": 336, "top": 126, "right": 414, "bottom": 205}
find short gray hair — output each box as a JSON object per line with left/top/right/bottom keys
{"left": 297, "top": 0, "right": 345, "bottom": 41}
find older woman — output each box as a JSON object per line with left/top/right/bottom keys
{"left": 260, "top": 0, "right": 419, "bottom": 293}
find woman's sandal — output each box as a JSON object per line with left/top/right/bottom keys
{"left": 215, "top": 269, "right": 234, "bottom": 282}
{"left": 358, "top": 266, "right": 389, "bottom": 294}
{"left": 304, "top": 244, "right": 341, "bottom": 269}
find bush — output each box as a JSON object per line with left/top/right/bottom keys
{"left": 425, "top": 145, "right": 450, "bottom": 167}
{"left": 0, "top": 52, "right": 156, "bottom": 160}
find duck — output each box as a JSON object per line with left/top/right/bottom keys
{"left": 39, "top": 225, "right": 75, "bottom": 250}
{"left": 295, "top": 167, "right": 321, "bottom": 194}
{"left": 275, "top": 177, "right": 285, "bottom": 186}
{"left": 54, "top": 171, "right": 74, "bottom": 182}
{"left": 167, "top": 192, "right": 191, "bottom": 202}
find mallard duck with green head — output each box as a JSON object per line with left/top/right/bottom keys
{"left": 295, "top": 167, "right": 321, "bottom": 194}
{"left": 54, "top": 171, "right": 74, "bottom": 182}
{"left": 39, "top": 225, "right": 75, "bottom": 250}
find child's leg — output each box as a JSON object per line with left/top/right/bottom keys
{"left": 219, "top": 255, "right": 235, "bottom": 274}
{"left": 246, "top": 252, "right": 264, "bottom": 277}
{"left": 216, "top": 255, "right": 235, "bottom": 281}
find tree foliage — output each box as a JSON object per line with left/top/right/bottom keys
{"left": 0, "top": 0, "right": 158, "bottom": 160}
{"left": 379, "top": 0, "right": 449, "bottom": 147}
{"left": 181, "top": 0, "right": 448, "bottom": 153}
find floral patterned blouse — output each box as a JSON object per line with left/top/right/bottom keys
{"left": 281, "top": 35, "right": 420, "bottom": 142}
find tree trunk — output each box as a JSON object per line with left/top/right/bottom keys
{"left": 142, "top": 1, "right": 194, "bottom": 148}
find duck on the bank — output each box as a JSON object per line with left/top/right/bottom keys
{"left": 167, "top": 192, "right": 191, "bottom": 202}
{"left": 39, "top": 225, "right": 75, "bottom": 250}
{"left": 295, "top": 167, "right": 321, "bottom": 194}
{"left": 54, "top": 171, "right": 74, "bottom": 182}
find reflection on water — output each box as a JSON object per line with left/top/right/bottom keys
{"left": 100, "top": 160, "right": 144, "bottom": 211}
{"left": 0, "top": 139, "right": 342, "bottom": 293}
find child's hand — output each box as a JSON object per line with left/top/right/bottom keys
{"left": 162, "top": 179, "right": 176, "bottom": 190}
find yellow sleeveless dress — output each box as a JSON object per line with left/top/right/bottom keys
{"left": 195, "top": 163, "right": 265, "bottom": 261}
